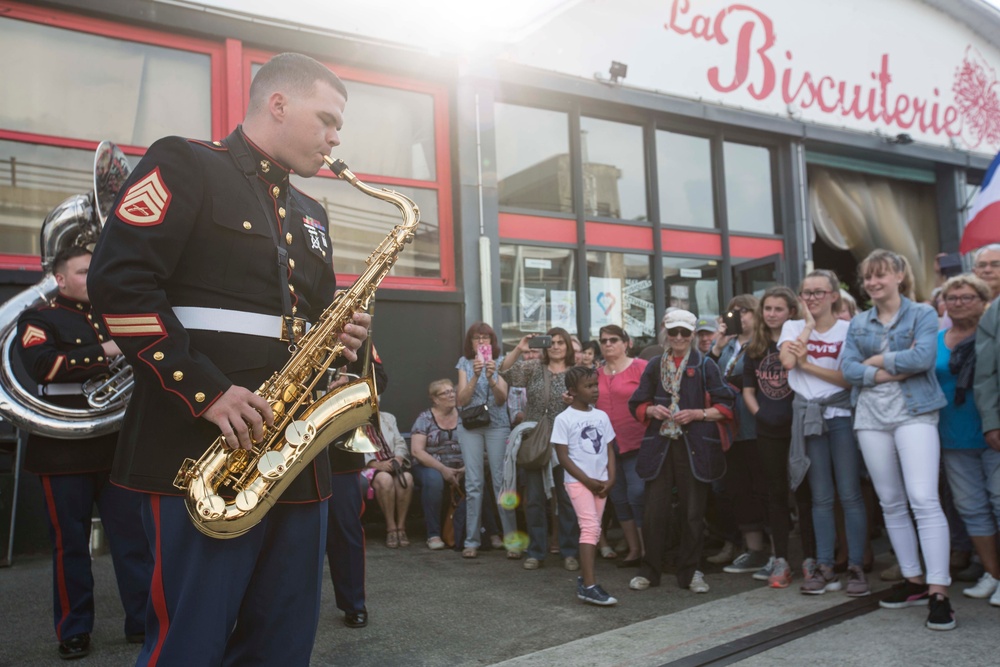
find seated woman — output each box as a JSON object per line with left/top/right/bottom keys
{"left": 362, "top": 410, "right": 415, "bottom": 548}
{"left": 410, "top": 379, "right": 466, "bottom": 550}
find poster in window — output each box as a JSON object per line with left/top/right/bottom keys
{"left": 589, "top": 277, "right": 622, "bottom": 336}
{"left": 519, "top": 287, "right": 547, "bottom": 332}
{"left": 624, "top": 279, "right": 655, "bottom": 338}
{"left": 551, "top": 290, "right": 577, "bottom": 334}
{"left": 669, "top": 284, "right": 691, "bottom": 310}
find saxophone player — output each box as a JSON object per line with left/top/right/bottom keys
{"left": 89, "top": 53, "right": 369, "bottom": 666}
{"left": 15, "top": 247, "right": 152, "bottom": 660}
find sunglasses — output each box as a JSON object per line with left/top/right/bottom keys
{"left": 666, "top": 327, "right": 693, "bottom": 338}
{"left": 599, "top": 336, "right": 622, "bottom": 345}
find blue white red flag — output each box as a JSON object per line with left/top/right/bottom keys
{"left": 961, "top": 151, "right": 1000, "bottom": 254}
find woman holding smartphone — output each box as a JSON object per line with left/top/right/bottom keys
{"left": 842, "top": 249, "right": 954, "bottom": 631}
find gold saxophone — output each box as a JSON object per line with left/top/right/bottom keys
{"left": 173, "top": 158, "right": 419, "bottom": 539}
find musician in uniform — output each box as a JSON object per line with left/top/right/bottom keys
{"left": 88, "top": 53, "right": 369, "bottom": 665}
{"left": 15, "top": 246, "right": 152, "bottom": 660}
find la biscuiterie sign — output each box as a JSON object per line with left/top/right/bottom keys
{"left": 502, "top": 0, "right": 1000, "bottom": 155}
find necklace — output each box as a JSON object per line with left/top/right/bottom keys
{"left": 605, "top": 357, "right": 630, "bottom": 376}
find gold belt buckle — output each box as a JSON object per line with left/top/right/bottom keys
{"left": 279, "top": 316, "right": 307, "bottom": 342}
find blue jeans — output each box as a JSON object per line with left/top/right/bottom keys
{"left": 609, "top": 451, "right": 645, "bottom": 527}
{"left": 806, "top": 416, "right": 867, "bottom": 567}
{"left": 524, "top": 466, "right": 578, "bottom": 560}
{"left": 942, "top": 448, "right": 1000, "bottom": 536}
{"left": 458, "top": 424, "right": 515, "bottom": 548}
{"left": 412, "top": 463, "right": 446, "bottom": 539}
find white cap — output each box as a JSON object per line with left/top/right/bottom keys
{"left": 662, "top": 309, "right": 697, "bottom": 331}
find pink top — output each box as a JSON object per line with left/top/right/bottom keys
{"left": 596, "top": 357, "right": 649, "bottom": 455}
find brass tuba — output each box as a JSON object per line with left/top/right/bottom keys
{"left": 174, "top": 158, "right": 419, "bottom": 538}
{"left": 0, "top": 142, "right": 133, "bottom": 438}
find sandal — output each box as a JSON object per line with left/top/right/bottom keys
{"left": 386, "top": 530, "right": 399, "bottom": 549}
{"left": 397, "top": 530, "right": 410, "bottom": 547}
{"left": 490, "top": 535, "right": 504, "bottom": 550}
{"left": 462, "top": 548, "right": 478, "bottom": 559}
{"left": 600, "top": 546, "right": 618, "bottom": 560}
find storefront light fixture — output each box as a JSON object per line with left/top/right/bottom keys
{"left": 876, "top": 130, "right": 914, "bottom": 145}
{"left": 595, "top": 61, "right": 628, "bottom": 86}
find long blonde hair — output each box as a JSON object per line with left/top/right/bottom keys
{"left": 746, "top": 286, "right": 800, "bottom": 359}
{"left": 858, "top": 249, "right": 915, "bottom": 300}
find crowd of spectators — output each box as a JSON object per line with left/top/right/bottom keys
{"left": 361, "top": 245, "right": 1000, "bottom": 627}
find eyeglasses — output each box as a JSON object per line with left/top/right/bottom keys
{"left": 799, "top": 289, "right": 831, "bottom": 300}
{"left": 471, "top": 334, "right": 491, "bottom": 342}
{"left": 666, "top": 327, "right": 693, "bottom": 338}
{"left": 434, "top": 388, "right": 456, "bottom": 397}
{"left": 599, "top": 336, "right": 621, "bottom": 345}
{"left": 730, "top": 307, "right": 749, "bottom": 315}
{"left": 944, "top": 294, "right": 982, "bottom": 305}
{"left": 975, "top": 260, "right": 1000, "bottom": 271}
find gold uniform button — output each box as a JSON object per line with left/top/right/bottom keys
{"left": 195, "top": 392, "right": 206, "bottom": 403}
{"left": 70, "top": 359, "right": 76, "bottom": 364}
{"left": 97, "top": 356, "right": 103, "bottom": 362}
{"left": 153, "top": 351, "right": 164, "bottom": 361}
{"left": 271, "top": 186, "right": 280, "bottom": 197}
{"left": 98, "top": 335, "right": 105, "bottom": 341}
{"left": 243, "top": 221, "right": 252, "bottom": 230}
{"left": 278, "top": 207, "right": 286, "bottom": 219}
{"left": 321, "top": 250, "right": 327, "bottom": 258}
{"left": 76, "top": 303, "right": 83, "bottom": 310}
{"left": 84, "top": 358, "right": 90, "bottom": 363}
{"left": 260, "top": 159, "right": 270, "bottom": 173}
{"left": 288, "top": 284, "right": 295, "bottom": 293}
{"left": 291, "top": 306, "right": 298, "bottom": 315}
{"left": 213, "top": 141, "right": 222, "bottom": 146}
{"left": 87, "top": 314, "right": 93, "bottom": 321}
{"left": 75, "top": 338, "right": 82, "bottom": 344}
{"left": 173, "top": 371, "right": 184, "bottom": 381}
{"left": 289, "top": 258, "right": 295, "bottom": 270}
{"left": 286, "top": 232, "right": 293, "bottom": 244}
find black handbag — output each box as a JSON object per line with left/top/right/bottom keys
{"left": 459, "top": 404, "right": 491, "bottom": 430}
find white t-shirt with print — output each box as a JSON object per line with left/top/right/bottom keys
{"left": 778, "top": 319, "right": 852, "bottom": 419}
{"left": 551, "top": 406, "right": 616, "bottom": 482}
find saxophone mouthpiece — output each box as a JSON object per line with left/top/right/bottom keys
{"left": 324, "top": 156, "right": 351, "bottom": 178}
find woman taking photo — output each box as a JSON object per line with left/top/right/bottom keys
{"left": 779, "top": 271, "right": 868, "bottom": 597}
{"left": 410, "top": 379, "right": 466, "bottom": 550}
{"left": 596, "top": 325, "right": 647, "bottom": 565}
{"left": 742, "top": 286, "right": 800, "bottom": 588}
{"left": 628, "top": 310, "right": 735, "bottom": 594}
{"left": 456, "top": 322, "right": 512, "bottom": 559}
{"left": 500, "top": 327, "right": 579, "bottom": 571}
{"left": 842, "top": 249, "right": 954, "bottom": 631}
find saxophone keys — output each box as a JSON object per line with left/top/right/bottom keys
{"left": 284, "top": 420, "right": 313, "bottom": 448}
{"left": 257, "top": 450, "right": 288, "bottom": 478}
{"left": 235, "top": 489, "right": 260, "bottom": 512}
{"left": 197, "top": 494, "right": 226, "bottom": 519}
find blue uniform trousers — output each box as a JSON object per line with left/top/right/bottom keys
{"left": 325, "top": 471, "right": 366, "bottom": 614}
{"left": 39, "top": 473, "right": 151, "bottom": 641}
{"left": 137, "top": 495, "right": 327, "bottom": 667}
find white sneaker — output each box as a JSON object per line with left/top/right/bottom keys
{"left": 629, "top": 576, "right": 651, "bottom": 591}
{"left": 963, "top": 572, "right": 999, "bottom": 599}
{"left": 991, "top": 582, "right": 1000, "bottom": 607}
{"left": 689, "top": 570, "right": 710, "bottom": 594}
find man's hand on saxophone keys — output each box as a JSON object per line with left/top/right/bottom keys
{"left": 204, "top": 386, "right": 275, "bottom": 450}
{"left": 338, "top": 311, "right": 372, "bottom": 363}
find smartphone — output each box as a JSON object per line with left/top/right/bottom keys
{"left": 528, "top": 335, "right": 553, "bottom": 349}
{"left": 477, "top": 343, "right": 492, "bottom": 362}
{"left": 722, "top": 310, "right": 743, "bottom": 336}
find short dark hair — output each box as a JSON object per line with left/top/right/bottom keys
{"left": 249, "top": 53, "right": 348, "bottom": 114}
{"left": 598, "top": 324, "right": 629, "bottom": 344}
{"left": 463, "top": 322, "right": 499, "bottom": 360}
{"left": 52, "top": 246, "right": 91, "bottom": 276}
{"left": 564, "top": 365, "right": 597, "bottom": 393}
{"left": 542, "top": 327, "right": 574, "bottom": 365}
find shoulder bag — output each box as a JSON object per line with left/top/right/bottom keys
{"left": 517, "top": 368, "right": 555, "bottom": 469}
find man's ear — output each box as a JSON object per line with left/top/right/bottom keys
{"left": 268, "top": 91, "right": 288, "bottom": 120}
{"left": 53, "top": 272, "right": 67, "bottom": 291}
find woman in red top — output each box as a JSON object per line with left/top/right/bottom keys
{"left": 597, "top": 325, "right": 648, "bottom": 565}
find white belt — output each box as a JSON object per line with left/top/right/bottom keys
{"left": 40, "top": 383, "right": 84, "bottom": 396}
{"left": 173, "top": 307, "right": 311, "bottom": 339}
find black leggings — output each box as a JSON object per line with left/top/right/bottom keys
{"left": 757, "top": 434, "right": 792, "bottom": 559}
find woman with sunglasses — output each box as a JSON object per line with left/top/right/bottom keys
{"left": 842, "top": 249, "right": 954, "bottom": 631}
{"left": 596, "top": 325, "right": 648, "bottom": 565}
{"left": 410, "top": 379, "right": 466, "bottom": 550}
{"left": 781, "top": 270, "right": 869, "bottom": 597}
{"left": 628, "top": 309, "right": 734, "bottom": 593}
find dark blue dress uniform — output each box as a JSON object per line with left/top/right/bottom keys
{"left": 326, "top": 354, "right": 387, "bottom": 628}
{"left": 88, "top": 128, "right": 341, "bottom": 666}
{"left": 15, "top": 293, "right": 152, "bottom": 646}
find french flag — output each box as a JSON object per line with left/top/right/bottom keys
{"left": 961, "top": 151, "right": 1000, "bottom": 254}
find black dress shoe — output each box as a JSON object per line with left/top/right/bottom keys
{"left": 344, "top": 609, "right": 368, "bottom": 628}
{"left": 58, "top": 633, "right": 91, "bottom": 660}
{"left": 617, "top": 557, "right": 642, "bottom": 569}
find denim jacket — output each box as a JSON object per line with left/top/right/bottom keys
{"left": 841, "top": 297, "right": 947, "bottom": 416}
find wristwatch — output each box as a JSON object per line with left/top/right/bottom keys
{"left": 702, "top": 409, "right": 708, "bottom": 421}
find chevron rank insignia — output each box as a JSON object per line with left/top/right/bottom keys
{"left": 116, "top": 168, "right": 172, "bottom": 226}
{"left": 21, "top": 324, "right": 47, "bottom": 348}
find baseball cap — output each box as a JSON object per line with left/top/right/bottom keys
{"left": 662, "top": 309, "right": 697, "bottom": 331}
{"left": 695, "top": 318, "right": 717, "bottom": 333}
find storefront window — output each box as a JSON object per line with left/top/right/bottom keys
{"left": 0, "top": 18, "right": 211, "bottom": 145}
{"left": 724, "top": 142, "right": 776, "bottom": 234}
{"left": 0, "top": 141, "right": 139, "bottom": 255}
{"left": 663, "top": 257, "right": 721, "bottom": 321}
{"left": 580, "top": 117, "right": 647, "bottom": 221}
{"left": 495, "top": 104, "right": 572, "bottom": 214}
{"left": 499, "top": 244, "right": 577, "bottom": 346}
{"left": 587, "top": 251, "right": 654, "bottom": 347}
{"left": 290, "top": 176, "right": 439, "bottom": 278}
{"left": 657, "top": 131, "right": 715, "bottom": 228}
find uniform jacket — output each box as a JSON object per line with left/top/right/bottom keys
{"left": 628, "top": 349, "right": 735, "bottom": 483}
{"left": 15, "top": 293, "right": 118, "bottom": 474}
{"left": 842, "top": 297, "right": 947, "bottom": 416}
{"left": 89, "top": 128, "right": 339, "bottom": 500}
{"left": 975, "top": 299, "right": 1000, "bottom": 433}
